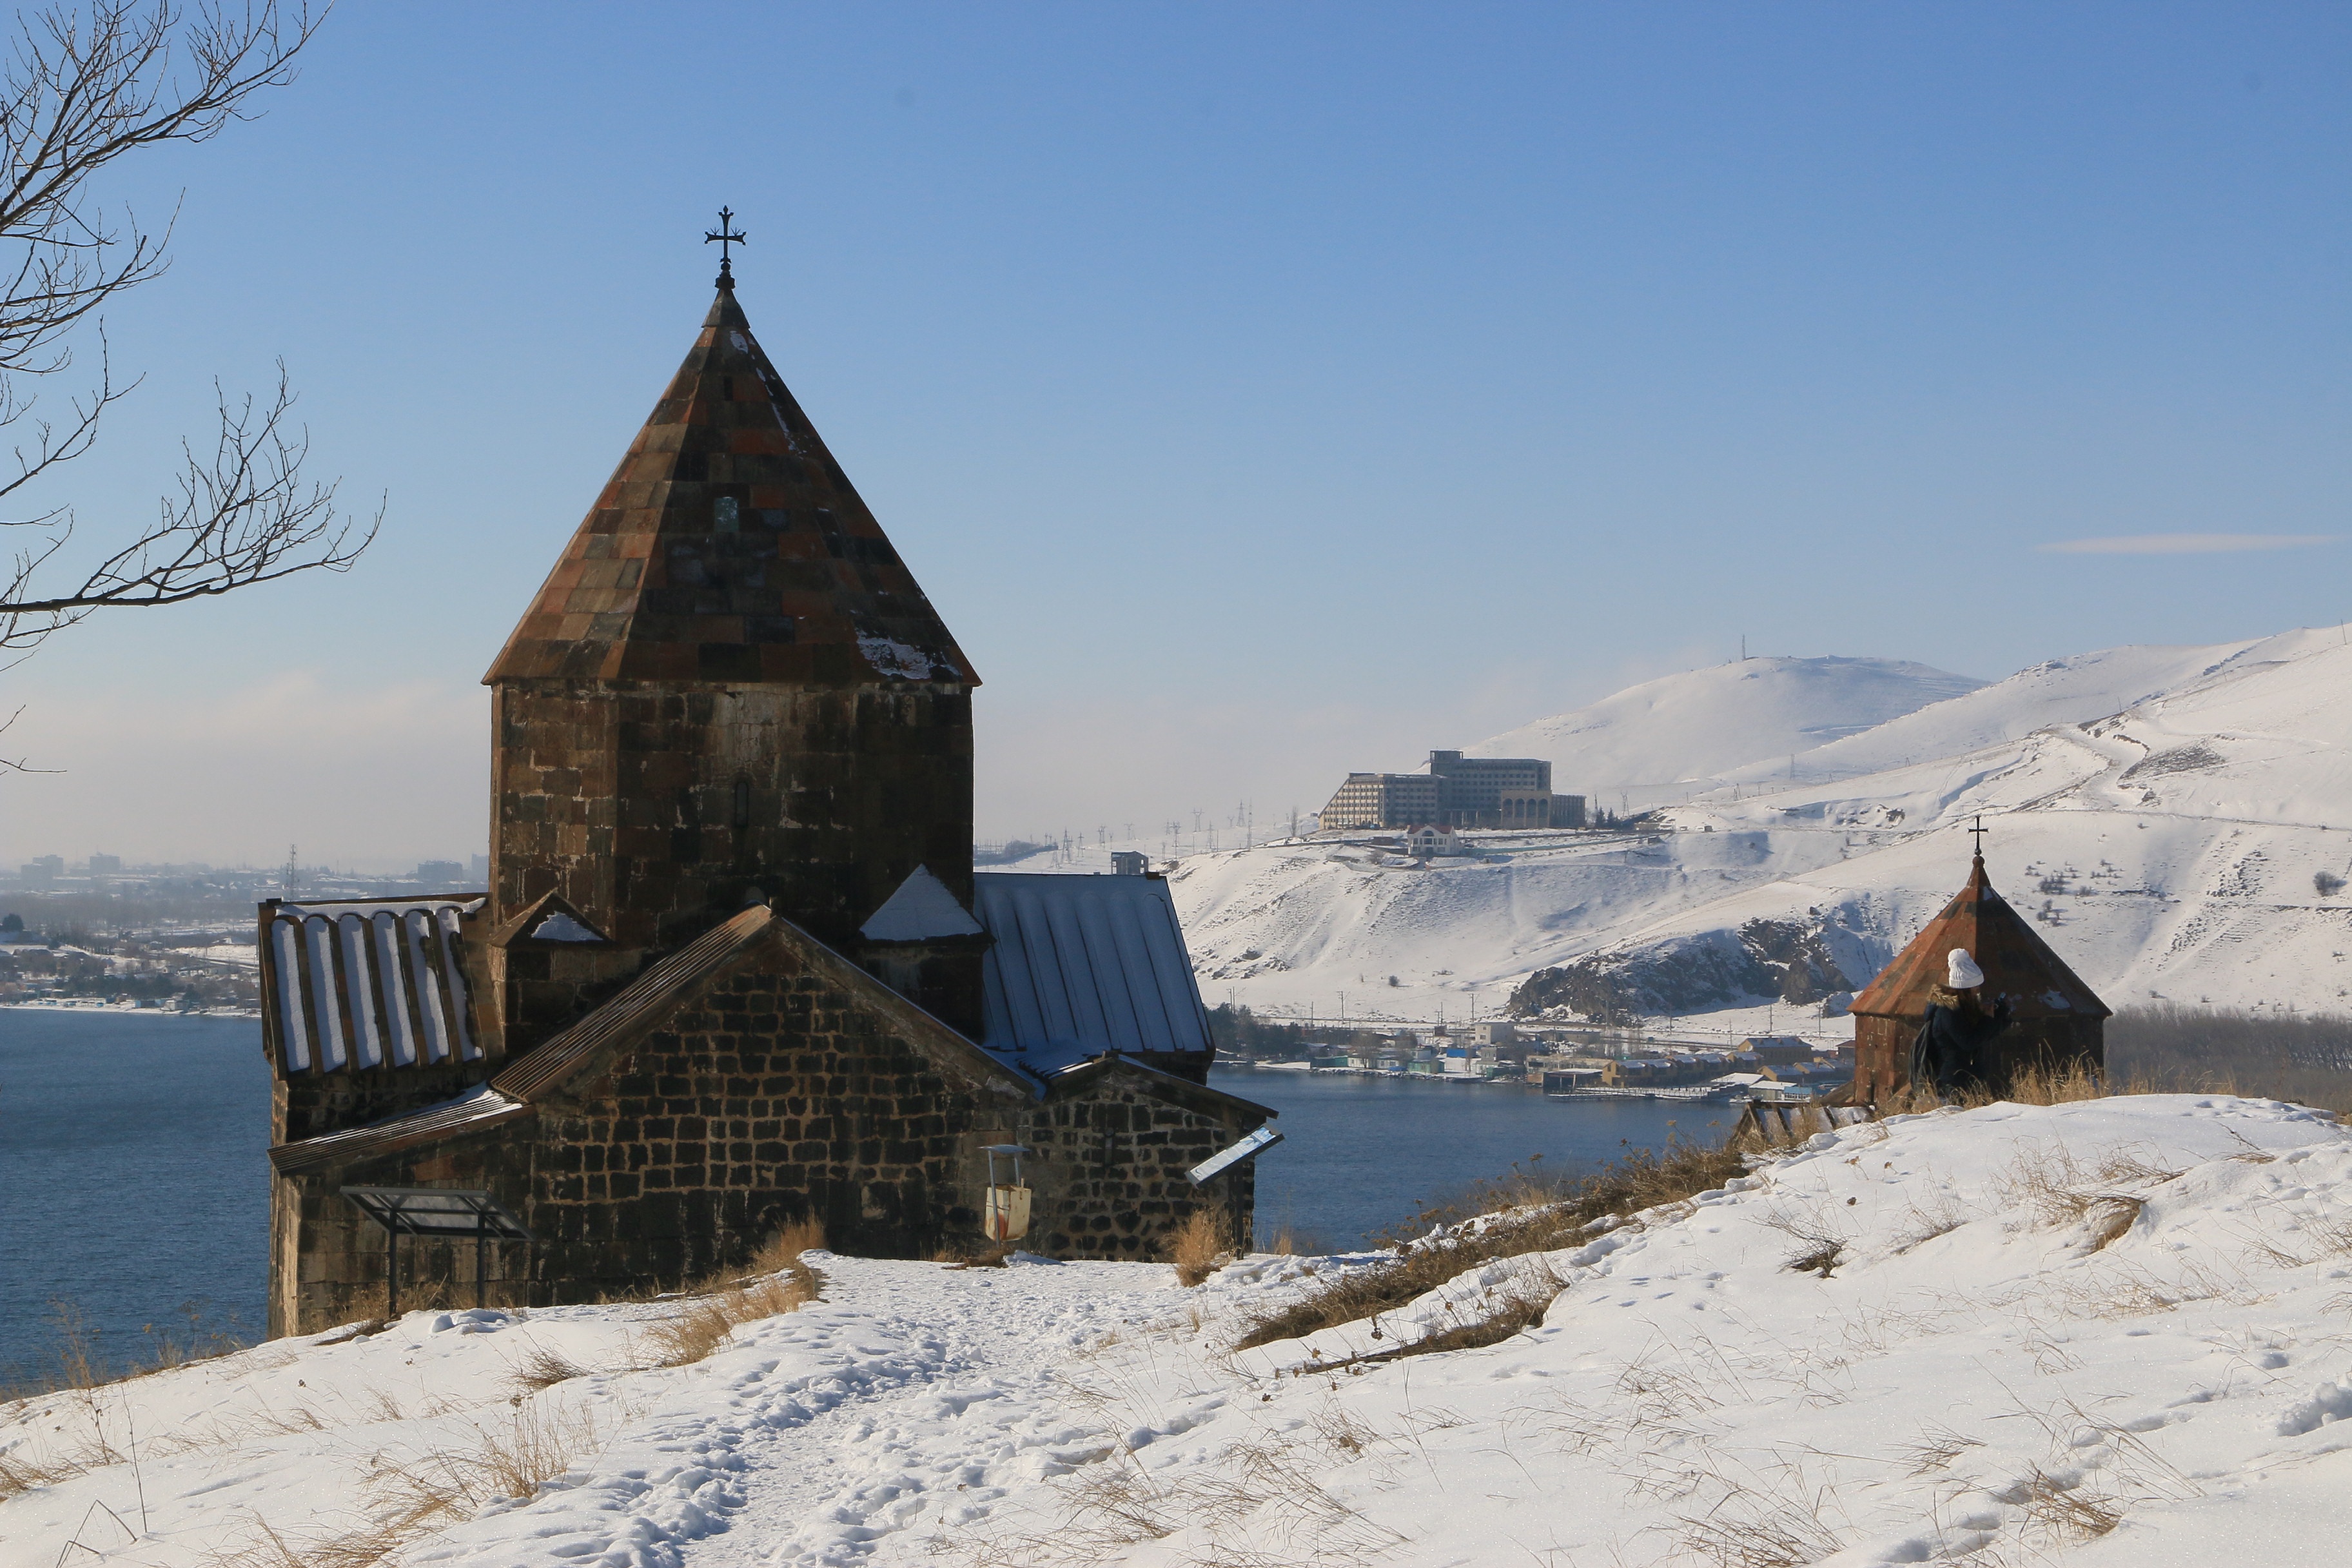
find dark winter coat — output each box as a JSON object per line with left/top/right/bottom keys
{"left": 1910, "top": 988, "right": 2014, "bottom": 1095}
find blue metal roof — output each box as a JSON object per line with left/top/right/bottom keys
{"left": 972, "top": 872, "right": 1212, "bottom": 1075}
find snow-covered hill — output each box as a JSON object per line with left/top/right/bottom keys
{"left": 1168, "top": 628, "right": 2352, "bottom": 1030}
{"left": 12, "top": 1095, "right": 2351, "bottom": 1567}
{"left": 1473, "top": 654, "right": 1986, "bottom": 812}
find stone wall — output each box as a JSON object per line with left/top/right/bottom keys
{"left": 1014, "top": 1070, "right": 1259, "bottom": 1259}
{"left": 524, "top": 938, "right": 1008, "bottom": 1293}
{"left": 272, "top": 1060, "right": 496, "bottom": 1146}
{"left": 271, "top": 932, "right": 1266, "bottom": 1335}
{"left": 267, "top": 1119, "right": 533, "bottom": 1336}
{"left": 1854, "top": 1010, "right": 2104, "bottom": 1103}
{"left": 489, "top": 681, "right": 974, "bottom": 963}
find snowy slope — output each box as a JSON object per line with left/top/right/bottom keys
{"left": 1473, "top": 655, "right": 1986, "bottom": 811}
{"left": 1169, "top": 627, "right": 2352, "bottom": 1030}
{"left": 1715, "top": 638, "right": 2267, "bottom": 792}
{"left": 11, "top": 1096, "right": 2352, "bottom": 1566}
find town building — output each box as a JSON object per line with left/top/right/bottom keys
{"left": 1402, "top": 825, "right": 1465, "bottom": 858}
{"left": 1316, "top": 751, "right": 1585, "bottom": 831}
{"left": 1319, "top": 772, "right": 1440, "bottom": 832}
{"left": 258, "top": 257, "right": 1273, "bottom": 1336}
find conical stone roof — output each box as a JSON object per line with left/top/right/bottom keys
{"left": 486, "top": 287, "right": 974, "bottom": 688}
{"left": 1849, "top": 855, "right": 2110, "bottom": 1023}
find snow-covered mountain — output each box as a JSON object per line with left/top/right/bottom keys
{"left": 1168, "top": 628, "right": 2352, "bottom": 1030}
{"left": 1472, "top": 654, "right": 1986, "bottom": 813}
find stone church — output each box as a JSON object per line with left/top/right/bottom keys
{"left": 259, "top": 260, "right": 1273, "bottom": 1336}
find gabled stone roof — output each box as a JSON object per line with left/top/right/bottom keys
{"left": 266, "top": 893, "right": 1253, "bottom": 1172}
{"left": 485, "top": 285, "right": 975, "bottom": 688}
{"left": 1850, "top": 854, "right": 2110, "bottom": 1024}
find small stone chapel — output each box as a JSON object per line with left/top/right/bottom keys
{"left": 259, "top": 248, "right": 1273, "bottom": 1336}
{"left": 1846, "top": 847, "right": 2111, "bottom": 1103}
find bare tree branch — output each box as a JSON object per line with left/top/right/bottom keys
{"left": 1, "top": 364, "right": 378, "bottom": 651}
{"left": 0, "top": 2, "right": 374, "bottom": 669}
{"left": 0, "top": 703, "right": 62, "bottom": 771}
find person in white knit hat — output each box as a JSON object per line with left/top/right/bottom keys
{"left": 1908, "top": 946, "right": 2012, "bottom": 1099}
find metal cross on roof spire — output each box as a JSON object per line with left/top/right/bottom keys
{"left": 1968, "top": 814, "right": 1989, "bottom": 858}
{"left": 705, "top": 206, "right": 747, "bottom": 289}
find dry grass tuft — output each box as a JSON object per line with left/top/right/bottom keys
{"left": 747, "top": 1215, "right": 827, "bottom": 1276}
{"left": 1167, "top": 1208, "right": 1235, "bottom": 1288}
{"left": 951, "top": 1422, "right": 1406, "bottom": 1568}
{"left": 1676, "top": 1496, "right": 1846, "bottom": 1568}
{"left": 1899, "top": 1423, "right": 1983, "bottom": 1476}
{"left": 1783, "top": 1239, "right": 1846, "bottom": 1279}
{"left": 647, "top": 1273, "right": 814, "bottom": 1367}
{"left": 1890, "top": 1191, "right": 1970, "bottom": 1253}
{"left": 1236, "top": 1141, "right": 1745, "bottom": 1349}
{"left": 1759, "top": 1204, "right": 1850, "bottom": 1278}
{"left": 211, "top": 1402, "right": 600, "bottom": 1568}
{"left": 2021, "top": 1469, "right": 2124, "bottom": 1542}
{"left": 2082, "top": 1195, "right": 2144, "bottom": 1251}
{"left": 1994, "top": 1142, "right": 2172, "bottom": 1248}
{"left": 1888, "top": 1062, "right": 2152, "bottom": 1116}
{"left": 212, "top": 1513, "right": 398, "bottom": 1568}
{"left": 642, "top": 1220, "right": 825, "bottom": 1367}
{"left": 1994, "top": 1063, "right": 2116, "bottom": 1106}
{"left": 1309, "top": 1262, "right": 1562, "bottom": 1373}
{"left": 504, "top": 1342, "right": 591, "bottom": 1396}
{"left": 0, "top": 1429, "right": 116, "bottom": 1500}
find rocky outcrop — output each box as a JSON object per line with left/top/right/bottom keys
{"left": 1507, "top": 918, "right": 1857, "bottom": 1023}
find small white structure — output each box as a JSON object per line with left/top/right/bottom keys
{"left": 1403, "top": 825, "right": 1466, "bottom": 858}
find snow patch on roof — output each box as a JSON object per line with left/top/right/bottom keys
{"left": 529, "top": 912, "right": 604, "bottom": 943}
{"left": 857, "top": 633, "right": 952, "bottom": 681}
{"left": 861, "top": 867, "right": 985, "bottom": 942}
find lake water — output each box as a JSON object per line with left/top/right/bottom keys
{"left": 0, "top": 1010, "right": 270, "bottom": 1384}
{"left": 1210, "top": 1066, "right": 1713, "bottom": 1250}
{"left": 0, "top": 1013, "right": 1706, "bottom": 1378}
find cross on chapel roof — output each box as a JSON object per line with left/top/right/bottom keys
{"left": 704, "top": 206, "right": 747, "bottom": 291}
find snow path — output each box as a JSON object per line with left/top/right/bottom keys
{"left": 424, "top": 1259, "right": 1220, "bottom": 1568}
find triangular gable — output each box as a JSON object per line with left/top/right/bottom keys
{"left": 491, "top": 904, "right": 1032, "bottom": 1106}
{"left": 487, "top": 890, "right": 614, "bottom": 949}
{"left": 861, "top": 867, "right": 986, "bottom": 943}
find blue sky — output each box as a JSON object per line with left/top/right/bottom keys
{"left": 2, "top": 1, "right": 2346, "bottom": 867}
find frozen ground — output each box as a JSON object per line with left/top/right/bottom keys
{"left": 10, "top": 1094, "right": 2352, "bottom": 1565}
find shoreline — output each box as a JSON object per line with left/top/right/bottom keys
{"left": 0, "top": 1001, "right": 259, "bottom": 1020}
